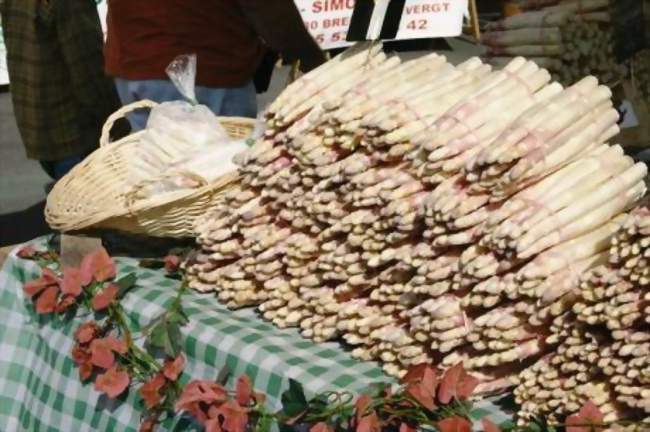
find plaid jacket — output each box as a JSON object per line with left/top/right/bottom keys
{"left": 1, "top": 0, "right": 121, "bottom": 161}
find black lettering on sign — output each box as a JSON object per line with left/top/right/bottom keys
{"left": 610, "top": 0, "right": 645, "bottom": 62}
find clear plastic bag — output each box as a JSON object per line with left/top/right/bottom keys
{"left": 145, "top": 53, "right": 230, "bottom": 150}
{"left": 130, "top": 54, "right": 237, "bottom": 195}
{"left": 165, "top": 54, "right": 198, "bottom": 104}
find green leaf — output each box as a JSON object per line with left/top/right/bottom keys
{"left": 281, "top": 379, "right": 308, "bottom": 419}
{"left": 168, "top": 307, "right": 189, "bottom": 326}
{"left": 255, "top": 414, "right": 274, "bottom": 432}
{"left": 164, "top": 320, "right": 183, "bottom": 357}
{"left": 362, "top": 382, "right": 391, "bottom": 398}
{"left": 147, "top": 322, "right": 168, "bottom": 350}
{"left": 526, "top": 423, "right": 542, "bottom": 432}
{"left": 309, "top": 393, "right": 330, "bottom": 411}
{"left": 116, "top": 273, "right": 137, "bottom": 296}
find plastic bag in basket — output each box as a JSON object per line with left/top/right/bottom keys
{"left": 129, "top": 54, "right": 239, "bottom": 196}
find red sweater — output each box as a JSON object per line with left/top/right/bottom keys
{"left": 105, "top": 0, "right": 325, "bottom": 88}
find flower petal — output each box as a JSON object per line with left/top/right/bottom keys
{"left": 205, "top": 418, "right": 223, "bottom": 432}
{"left": 35, "top": 286, "right": 59, "bottom": 314}
{"left": 90, "top": 339, "right": 116, "bottom": 370}
{"left": 354, "top": 394, "right": 372, "bottom": 423}
{"left": 579, "top": 400, "right": 604, "bottom": 424}
{"left": 218, "top": 400, "right": 248, "bottom": 432}
{"left": 81, "top": 248, "right": 116, "bottom": 284}
{"left": 482, "top": 418, "right": 501, "bottom": 432}
{"left": 140, "top": 373, "right": 166, "bottom": 409}
{"left": 104, "top": 336, "right": 128, "bottom": 355}
{"left": 24, "top": 278, "right": 50, "bottom": 298}
{"left": 55, "top": 295, "right": 77, "bottom": 314}
{"left": 94, "top": 366, "right": 130, "bottom": 399}
{"left": 406, "top": 382, "right": 436, "bottom": 411}
{"left": 62, "top": 267, "right": 84, "bottom": 297}
{"left": 437, "top": 416, "right": 472, "bottom": 432}
{"left": 438, "top": 363, "right": 478, "bottom": 404}
{"left": 163, "top": 355, "right": 185, "bottom": 382}
{"left": 235, "top": 374, "right": 252, "bottom": 406}
{"left": 139, "top": 417, "right": 158, "bottom": 432}
{"left": 175, "top": 380, "right": 228, "bottom": 412}
{"left": 74, "top": 322, "right": 99, "bottom": 345}
{"left": 17, "top": 245, "right": 37, "bottom": 259}
{"left": 356, "top": 412, "right": 380, "bottom": 432}
{"left": 71, "top": 345, "right": 91, "bottom": 366}
{"left": 164, "top": 255, "right": 181, "bottom": 273}
{"left": 79, "top": 362, "right": 93, "bottom": 381}
{"left": 92, "top": 284, "right": 120, "bottom": 311}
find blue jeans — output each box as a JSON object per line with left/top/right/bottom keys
{"left": 40, "top": 155, "right": 85, "bottom": 180}
{"left": 114, "top": 79, "right": 258, "bottom": 131}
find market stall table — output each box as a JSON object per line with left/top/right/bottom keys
{"left": 0, "top": 238, "right": 512, "bottom": 431}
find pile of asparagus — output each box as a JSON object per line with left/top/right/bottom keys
{"left": 186, "top": 45, "right": 646, "bottom": 403}
{"left": 484, "top": 0, "right": 626, "bottom": 86}
{"left": 514, "top": 207, "right": 650, "bottom": 425}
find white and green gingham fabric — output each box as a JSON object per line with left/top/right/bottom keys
{"left": 0, "top": 238, "right": 512, "bottom": 431}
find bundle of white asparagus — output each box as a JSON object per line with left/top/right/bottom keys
{"left": 186, "top": 45, "right": 647, "bottom": 409}
{"left": 484, "top": 0, "right": 626, "bottom": 86}
{"left": 514, "top": 207, "right": 650, "bottom": 424}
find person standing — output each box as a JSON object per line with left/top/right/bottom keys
{"left": 1, "top": 0, "right": 124, "bottom": 180}
{"left": 105, "top": 0, "right": 326, "bottom": 129}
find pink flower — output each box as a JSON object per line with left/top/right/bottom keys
{"left": 91, "top": 284, "right": 120, "bottom": 311}
{"left": 175, "top": 380, "right": 228, "bottom": 413}
{"left": 61, "top": 267, "right": 84, "bottom": 297}
{"left": 17, "top": 245, "right": 37, "bottom": 259}
{"left": 74, "top": 322, "right": 99, "bottom": 345}
{"left": 35, "top": 286, "right": 59, "bottom": 314}
{"left": 162, "top": 355, "right": 185, "bottom": 382}
{"left": 95, "top": 366, "right": 130, "bottom": 399}
{"left": 164, "top": 255, "right": 181, "bottom": 273}
{"left": 80, "top": 248, "right": 116, "bottom": 285}
{"left": 89, "top": 337, "right": 128, "bottom": 370}
{"left": 24, "top": 268, "right": 59, "bottom": 298}
{"left": 140, "top": 373, "right": 166, "bottom": 409}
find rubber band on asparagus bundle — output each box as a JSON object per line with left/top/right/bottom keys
{"left": 538, "top": 249, "right": 583, "bottom": 285}
{"left": 436, "top": 100, "right": 482, "bottom": 139}
{"left": 513, "top": 196, "right": 566, "bottom": 242}
{"left": 501, "top": 69, "right": 535, "bottom": 101}
{"left": 385, "top": 97, "right": 431, "bottom": 132}
{"left": 295, "top": 74, "right": 323, "bottom": 101}
{"left": 516, "top": 125, "right": 554, "bottom": 159}
{"left": 447, "top": 131, "right": 482, "bottom": 155}
{"left": 346, "top": 79, "right": 373, "bottom": 101}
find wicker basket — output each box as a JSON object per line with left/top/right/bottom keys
{"left": 45, "top": 100, "right": 253, "bottom": 238}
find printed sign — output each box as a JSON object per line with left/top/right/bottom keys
{"left": 396, "top": 0, "right": 468, "bottom": 40}
{"left": 295, "top": 0, "right": 356, "bottom": 50}
{"left": 297, "top": 0, "right": 467, "bottom": 49}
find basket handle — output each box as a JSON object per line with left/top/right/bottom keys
{"left": 100, "top": 99, "right": 159, "bottom": 147}
{"left": 124, "top": 170, "right": 209, "bottom": 210}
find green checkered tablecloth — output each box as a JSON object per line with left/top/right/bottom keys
{"left": 0, "top": 238, "right": 513, "bottom": 431}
